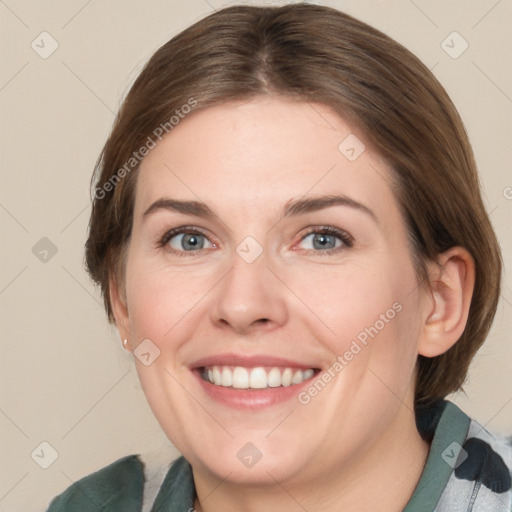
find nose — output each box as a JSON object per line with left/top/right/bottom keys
{"left": 209, "top": 251, "right": 289, "bottom": 336}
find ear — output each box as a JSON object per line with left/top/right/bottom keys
{"left": 110, "top": 274, "right": 131, "bottom": 351}
{"left": 418, "top": 247, "right": 475, "bottom": 358}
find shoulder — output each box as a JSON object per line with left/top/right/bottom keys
{"left": 45, "top": 454, "right": 145, "bottom": 512}
{"left": 456, "top": 419, "right": 512, "bottom": 492}
{"left": 45, "top": 452, "right": 191, "bottom": 512}
{"left": 436, "top": 404, "right": 512, "bottom": 511}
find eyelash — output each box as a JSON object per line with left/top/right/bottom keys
{"left": 157, "top": 226, "right": 214, "bottom": 257}
{"left": 299, "top": 226, "right": 354, "bottom": 253}
{"left": 156, "top": 225, "right": 354, "bottom": 256}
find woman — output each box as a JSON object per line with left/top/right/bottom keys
{"left": 46, "top": 4, "right": 511, "bottom": 511}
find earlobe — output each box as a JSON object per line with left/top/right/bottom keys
{"left": 418, "top": 247, "right": 475, "bottom": 358}
{"left": 109, "top": 275, "right": 131, "bottom": 351}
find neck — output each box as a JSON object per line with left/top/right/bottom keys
{"left": 192, "top": 405, "right": 429, "bottom": 512}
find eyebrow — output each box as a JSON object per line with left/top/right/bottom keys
{"left": 283, "top": 195, "right": 376, "bottom": 222}
{"left": 143, "top": 198, "right": 214, "bottom": 219}
{"left": 142, "top": 194, "right": 376, "bottom": 222}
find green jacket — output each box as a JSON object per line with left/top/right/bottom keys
{"left": 46, "top": 401, "right": 512, "bottom": 511}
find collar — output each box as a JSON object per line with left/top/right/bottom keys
{"left": 147, "top": 400, "right": 471, "bottom": 511}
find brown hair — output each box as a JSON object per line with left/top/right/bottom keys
{"left": 85, "top": 4, "right": 501, "bottom": 407}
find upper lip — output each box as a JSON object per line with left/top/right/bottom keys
{"left": 190, "top": 353, "right": 320, "bottom": 370}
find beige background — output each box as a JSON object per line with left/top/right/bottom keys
{"left": 1, "top": 0, "right": 511, "bottom": 510}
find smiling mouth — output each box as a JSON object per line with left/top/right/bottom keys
{"left": 199, "top": 365, "right": 319, "bottom": 390}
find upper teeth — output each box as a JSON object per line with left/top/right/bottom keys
{"left": 203, "top": 366, "right": 315, "bottom": 389}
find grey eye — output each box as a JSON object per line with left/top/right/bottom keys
{"left": 299, "top": 232, "right": 343, "bottom": 250}
{"left": 169, "top": 233, "right": 212, "bottom": 251}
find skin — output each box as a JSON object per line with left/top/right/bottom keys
{"left": 111, "top": 96, "right": 474, "bottom": 511}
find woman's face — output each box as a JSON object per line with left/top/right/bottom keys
{"left": 117, "top": 96, "right": 432, "bottom": 485}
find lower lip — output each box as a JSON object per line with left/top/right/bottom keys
{"left": 193, "top": 370, "right": 315, "bottom": 410}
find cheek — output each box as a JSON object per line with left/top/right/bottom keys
{"left": 284, "top": 255, "right": 421, "bottom": 385}
{"left": 285, "top": 258, "right": 410, "bottom": 339}
{"left": 124, "top": 257, "right": 213, "bottom": 343}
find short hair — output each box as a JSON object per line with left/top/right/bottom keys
{"left": 85, "top": 4, "right": 502, "bottom": 407}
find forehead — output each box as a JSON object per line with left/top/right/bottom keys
{"left": 134, "top": 96, "right": 396, "bottom": 220}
